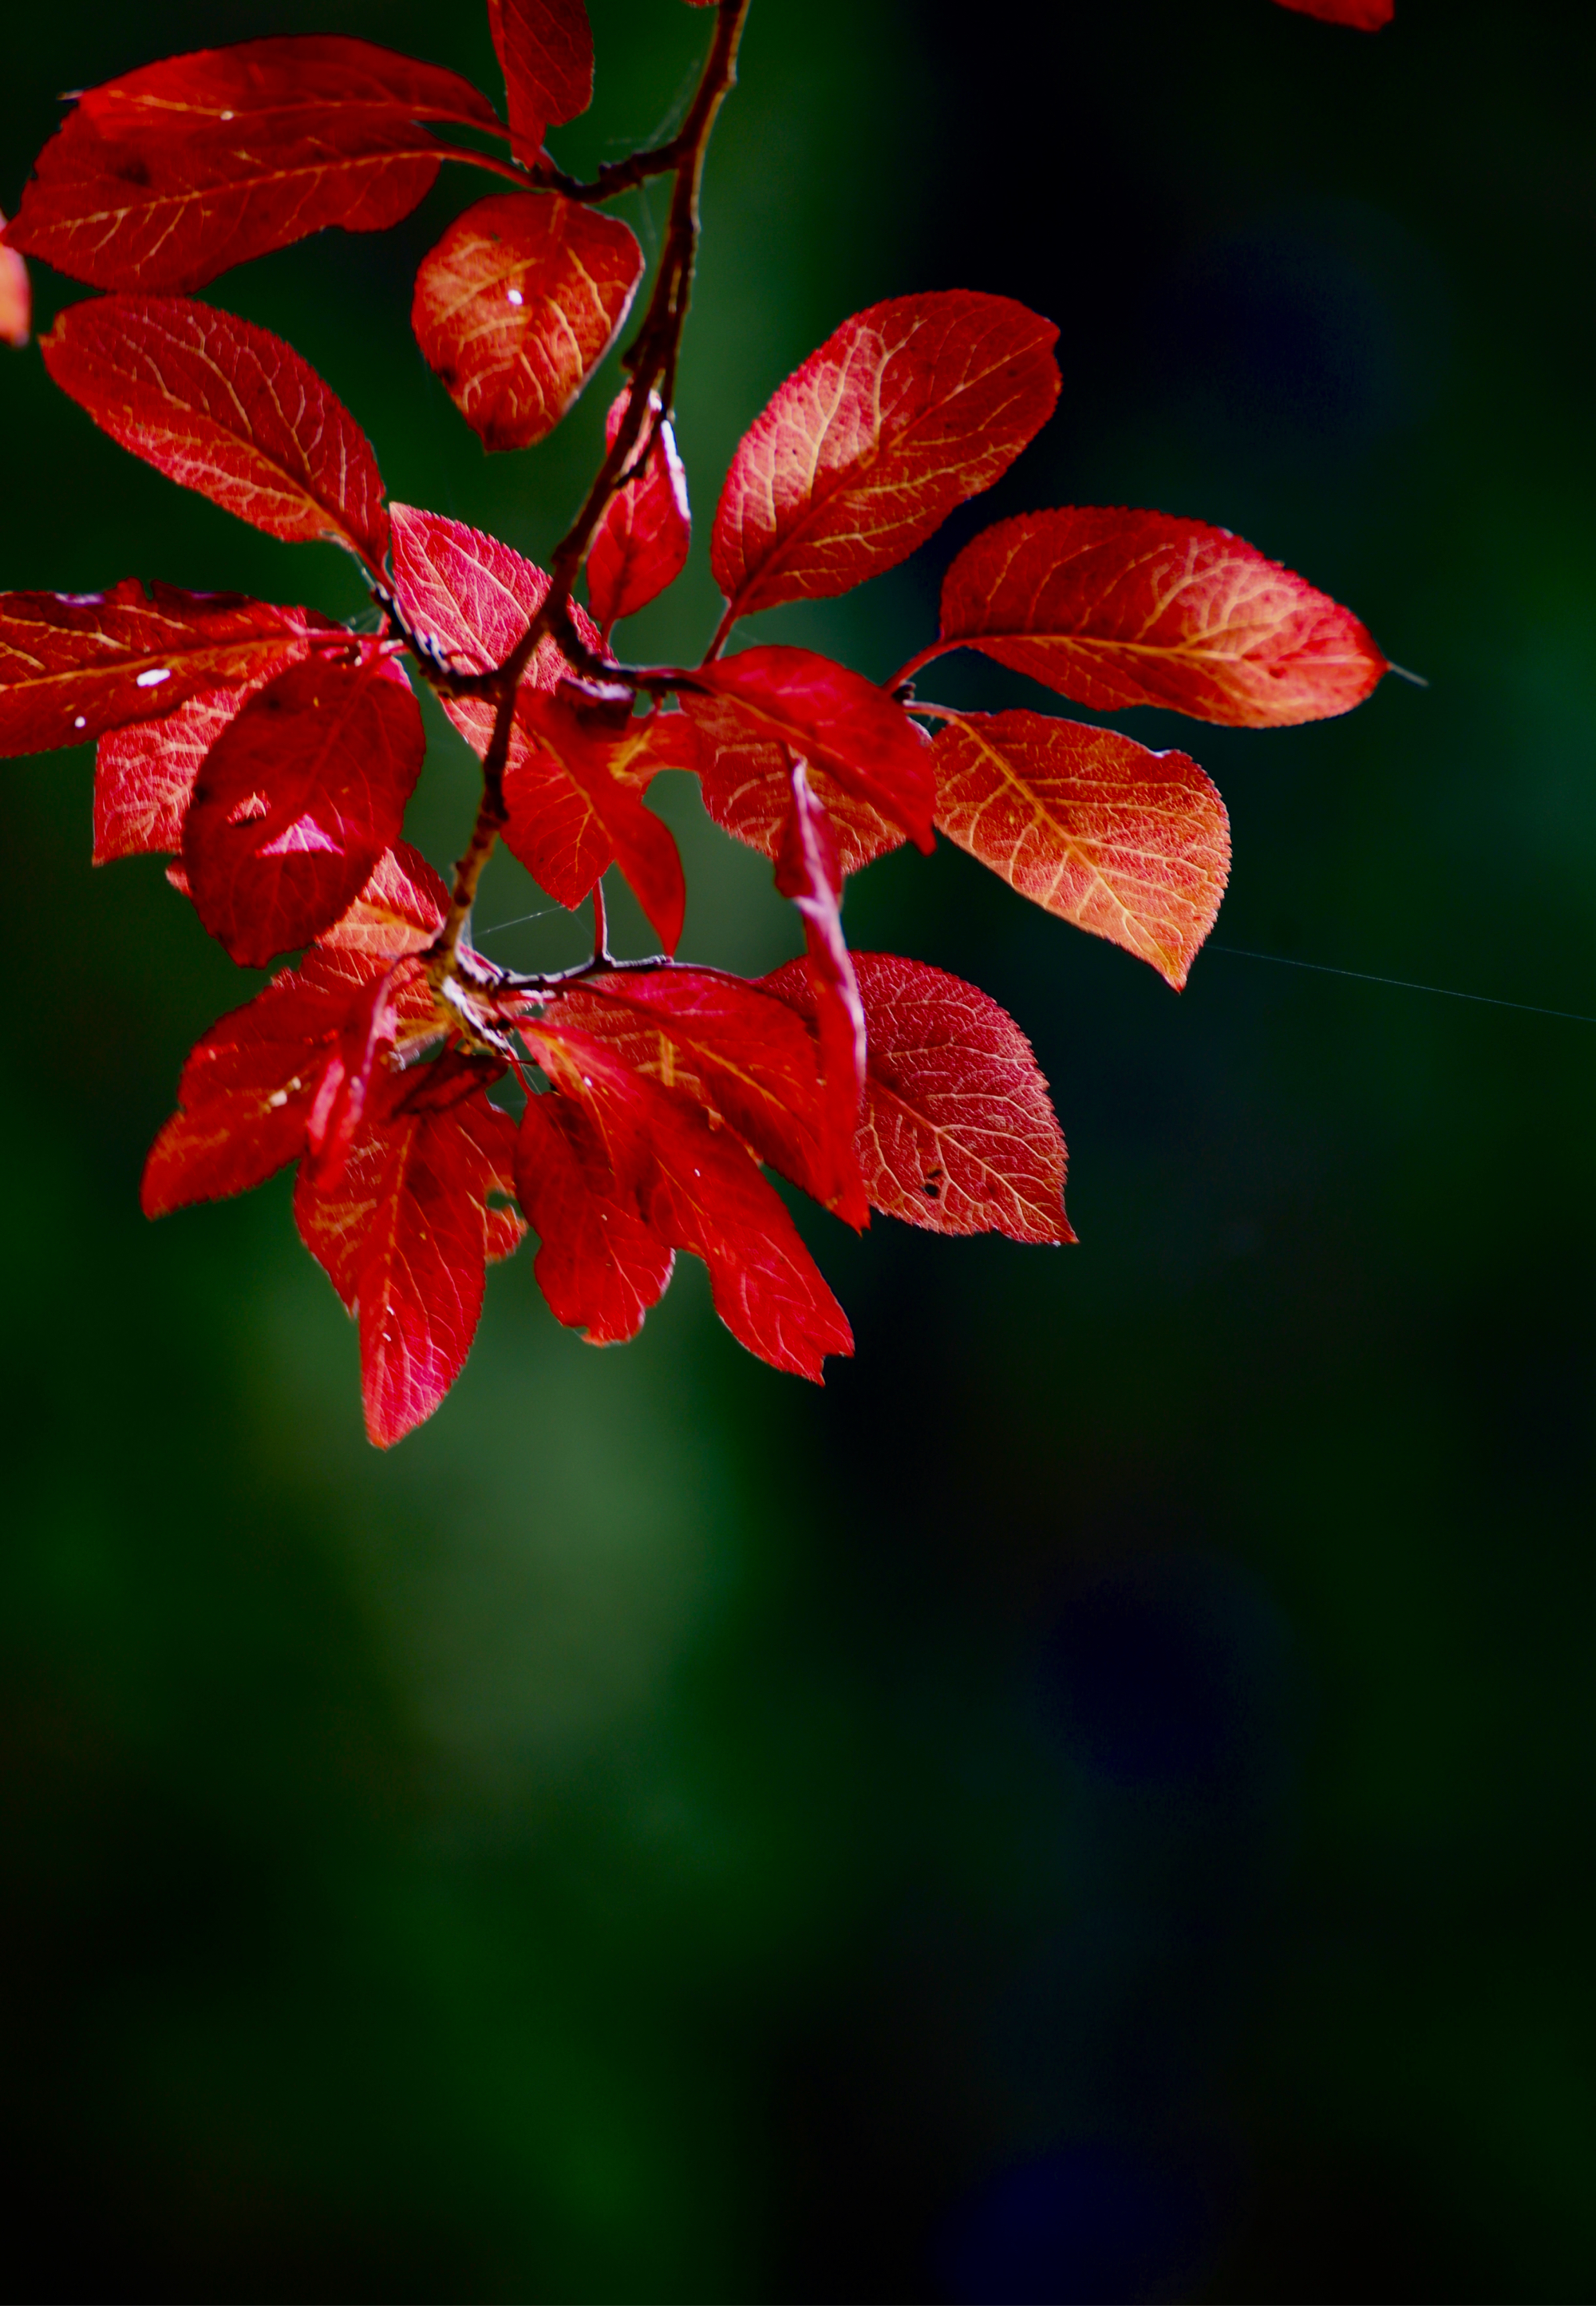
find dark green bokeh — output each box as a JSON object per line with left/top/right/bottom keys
{"left": 2, "top": 1, "right": 1592, "bottom": 2296}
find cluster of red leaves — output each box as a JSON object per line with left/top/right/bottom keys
{"left": 1, "top": 0, "right": 1391, "bottom": 1445}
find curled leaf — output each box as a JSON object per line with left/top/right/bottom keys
{"left": 774, "top": 764, "right": 869, "bottom": 1227}
{"left": 0, "top": 212, "right": 31, "bottom": 346}
{"left": 488, "top": 0, "right": 595, "bottom": 160}
{"left": 587, "top": 389, "right": 692, "bottom": 632}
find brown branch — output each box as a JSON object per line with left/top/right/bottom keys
{"left": 422, "top": 0, "right": 752, "bottom": 999}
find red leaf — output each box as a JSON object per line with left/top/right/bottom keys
{"left": 304, "top": 961, "right": 405, "bottom": 1190}
{"left": 713, "top": 291, "right": 1060, "bottom": 623}
{"left": 0, "top": 211, "right": 30, "bottom": 347}
{"left": 764, "top": 952, "right": 1073, "bottom": 1245}
{"left": 524, "top": 1022, "right": 851, "bottom": 1379}
{"left": 936, "top": 508, "right": 1389, "bottom": 728}
{"left": 1273, "top": 0, "right": 1391, "bottom": 25}
{"left": 141, "top": 850, "right": 443, "bottom": 1217}
{"left": 95, "top": 682, "right": 261, "bottom": 863}
{"left": 0, "top": 582, "right": 341, "bottom": 758}
{"left": 507, "top": 687, "right": 686, "bottom": 948}
{"left": 514, "top": 1091, "right": 674, "bottom": 1345}
{"left": 587, "top": 390, "right": 692, "bottom": 633}
{"left": 182, "top": 650, "right": 425, "bottom": 966}
{"left": 389, "top": 501, "right": 603, "bottom": 691}
{"left": 5, "top": 38, "right": 500, "bottom": 293}
{"left": 487, "top": 0, "right": 595, "bottom": 160}
{"left": 684, "top": 645, "right": 934, "bottom": 852}
{"left": 774, "top": 764, "right": 869, "bottom": 1227}
{"left": 931, "top": 710, "right": 1231, "bottom": 991}
{"left": 412, "top": 192, "right": 643, "bottom": 452}
{"left": 41, "top": 295, "right": 389, "bottom": 568}
{"left": 294, "top": 1065, "right": 522, "bottom": 1446}
{"left": 545, "top": 964, "right": 846, "bottom": 1216}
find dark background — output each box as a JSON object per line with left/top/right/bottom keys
{"left": 2, "top": 0, "right": 1594, "bottom": 2297}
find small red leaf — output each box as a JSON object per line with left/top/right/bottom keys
{"left": 712, "top": 291, "right": 1060, "bottom": 623}
{"left": 932, "top": 710, "right": 1231, "bottom": 990}
{"left": 5, "top": 38, "right": 501, "bottom": 292}
{"left": 95, "top": 683, "right": 258, "bottom": 863}
{"left": 304, "top": 961, "right": 405, "bottom": 1190}
{"left": 42, "top": 295, "right": 389, "bottom": 567}
{"left": 1273, "top": 0, "right": 1391, "bottom": 25}
{"left": 938, "top": 508, "right": 1389, "bottom": 727}
{"left": 294, "top": 1066, "right": 522, "bottom": 1446}
{"left": 412, "top": 192, "right": 643, "bottom": 452}
{"left": 182, "top": 650, "right": 425, "bottom": 966}
{"left": 488, "top": 0, "right": 595, "bottom": 159}
{"left": 774, "top": 764, "right": 869, "bottom": 1227}
{"left": 764, "top": 951, "right": 1073, "bottom": 1245}
{"left": 0, "top": 211, "right": 31, "bottom": 347}
{"left": 514, "top": 1091, "right": 674, "bottom": 1344}
{"left": 389, "top": 502, "right": 603, "bottom": 694}
{"left": 0, "top": 582, "right": 341, "bottom": 758}
{"left": 508, "top": 687, "right": 685, "bottom": 949}
{"left": 587, "top": 390, "right": 692, "bottom": 633}
{"left": 318, "top": 839, "right": 449, "bottom": 957}
{"left": 684, "top": 645, "right": 934, "bottom": 852}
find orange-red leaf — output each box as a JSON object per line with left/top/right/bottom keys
{"left": 41, "top": 295, "right": 389, "bottom": 566}
{"left": 412, "top": 192, "right": 642, "bottom": 452}
{"left": 712, "top": 291, "right": 1059, "bottom": 623}
{"left": 389, "top": 501, "right": 602, "bottom": 696}
{"left": 0, "top": 582, "right": 341, "bottom": 758}
{"left": 514, "top": 1091, "right": 674, "bottom": 1345}
{"left": 1273, "top": 0, "right": 1391, "bottom": 24}
{"left": 0, "top": 212, "right": 30, "bottom": 347}
{"left": 508, "top": 686, "right": 686, "bottom": 950}
{"left": 182, "top": 650, "right": 425, "bottom": 965}
{"left": 587, "top": 390, "right": 691, "bottom": 633}
{"left": 937, "top": 508, "right": 1389, "bottom": 727}
{"left": 764, "top": 951, "right": 1073, "bottom": 1244}
{"left": 488, "top": 0, "right": 594, "bottom": 160}
{"left": 774, "top": 765, "right": 869, "bottom": 1226}
{"left": 4, "top": 38, "right": 501, "bottom": 291}
{"left": 294, "top": 1063, "right": 522, "bottom": 1446}
{"left": 684, "top": 644, "right": 934, "bottom": 852}
{"left": 931, "top": 710, "right": 1231, "bottom": 990}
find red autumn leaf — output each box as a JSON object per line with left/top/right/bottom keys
{"left": 514, "top": 1090, "right": 674, "bottom": 1345}
{"left": 587, "top": 389, "right": 692, "bottom": 634}
{"left": 411, "top": 192, "right": 643, "bottom": 452}
{"left": 294, "top": 1060, "right": 523, "bottom": 1446}
{"left": 0, "top": 582, "right": 341, "bottom": 758}
{"left": 774, "top": 763, "right": 869, "bottom": 1226}
{"left": 934, "top": 507, "right": 1389, "bottom": 728}
{"left": 41, "top": 295, "right": 390, "bottom": 568}
{"left": 505, "top": 686, "right": 685, "bottom": 948}
{"left": 182, "top": 649, "right": 425, "bottom": 966}
{"left": 141, "top": 842, "right": 445, "bottom": 1217}
{"left": 1273, "top": 0, "right": 1391, "bottom": 24}
{"left": 545, "top": 963, "right": 845, "bottom": 1217}
{"left": 488, "top": 0, "right": 595, "bottom": 160}
{"left": 764, "top": 951, "right": 1073, "bottom": 1245}
{"left": 303, "top": 961, "right": 405, "bottom": 1190}
{"left": 524, "top": 1022, "right": 852, "bottom": 1379}
{"left": 2, "top": 38, "right": 501, "bottom": 292}
{"left": 931, "top": 710, "right": 1231, "bottom": 991}
{"left": 0, "top": 212, "right": 30, "bottom": 347}
{"left": 389, "top": 502, "right": 603, "bottom": 694}
{"left": 690, "top": 727, "right": 905, "bottom": 878}
{"left": 713, "top": 291, "right": 1061, "bottom": 623}
{"left": 683, "top": 644, "right": 934, "bottom": 852}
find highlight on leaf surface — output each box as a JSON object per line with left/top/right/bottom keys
{"left": 181, "top": 649, "right": 425, "bottom": 966}
{"left": 764, "top": 952, "right": 1073, "bottom": 1246}
{"left": 774, "top": 764, "right": 869, "bottom": 1226}
{"left": 42, "top": 295, "right": 390, "bottom": 568}
{"left": 932, "top": 710, "right": 1231, "bottom": 991}
{"left": 713, "top": 291, "right": 1060, "bottom": 622}
{"left": 936, "top": 507, "right": 1388, "bottom": 727}
{"left": 5, "top": 38, "right": 503, "bottom": 292}
{"left": 488, "top": 0, "right": 595, "bottom": 160}
{"left": 0, "top": 583, "right": 342, "bottom": 757}
{"left": 587, "top": 390, "right": 692, "bottom": 634}
{"left": 412, "top": 192, "right": 644, "bottom": 452}
{"left": 0, "top": 213, "right": 30, "bottom": 347}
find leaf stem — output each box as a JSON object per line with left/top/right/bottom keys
{"left": 889, "top": 639, "right": 956, "bottom": 693}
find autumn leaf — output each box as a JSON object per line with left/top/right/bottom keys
{"left": 508, "top": 686, "right": 687, "bottom": 949}
{"left": 514, "top": 1090, "right": 674, "bottom": 1345}
{"left": 764, "top": 951, "right": 1073, "bottom": 1245}
{"left": 773, "top": 764, "right": 869, "bottom": 1226}
{"left": 182, "top": 650, "right": 425, "bottom": 965}
{"left": 488, "top": 0, "right": 595, "bottom": 161}
{"left": 1273, "top": 0, "right": 1391, "bottom": 25}
{"left": 42, "top": 295, "right": 390, "bottom": 568}
{"left": 0, "top": 211, "right": 30, "bottom": 347}
{"left": 932, "top": 710, "right": 1231, "bottom": 990}
{"left": 389, "top": 502, "right": 603, "bottom": 697}
{"left": 934, "top": 507, "right": 1388, "bottom": 727}
{"left": 713, "top": 291, "right": 1060, "bottom": 623}
{"left": 587, "top": 389, "right": 692, "bottom": 634}
{"left": 412, "top": 192, "right": 643, "bottom": 452}
{"left": 0, "top": 583, "right": 342, "bottom": 758}
{"left": 684, "top": 645, "right": 934, "bottom": 853}
{"left": 4, "top": 38, "right": 503, "bottom": 291}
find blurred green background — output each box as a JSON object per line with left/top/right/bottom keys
{"left": 2, "top": 0, "right": 1593, "bottom": 2296}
